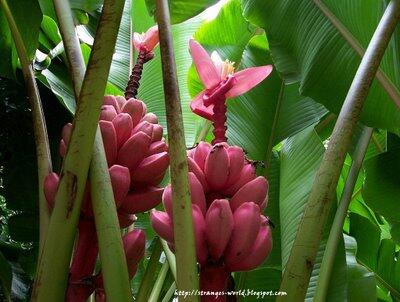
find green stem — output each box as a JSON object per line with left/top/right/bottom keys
{"left": 31, "top": 1, "right": 125, "bottom": 300}
{"left": 51, "top": 0, "right": 132, "bottom": 299}
{"left": 90, "top": 130, "right": 131, "bottom": 301}
{"left": 162, "top": 282, "right": 176, "bottom": 302}
{"left": 314, "top": 127, "right": 372, "bottom": 301}
{"left": 278, "top": 2, "right": 400, "bottom": 300}
{"left": 160, "top": 239, "right": 177, "bottom": 280}
{"left": 137, "top": 238, "right": 163, "bottom": 302}
{"left": 148, "top": 261, "right": 170, "bottom": 302}
{"left": 155, "top": 0, "right": 199, "bottom": 299}
{"left": 313, "top": 0, "right": 400, "bottom": 107}
{"left": 0, "top": 0, "right": 52, "bottom": 255}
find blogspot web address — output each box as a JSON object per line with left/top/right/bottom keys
{"left": 174, "top": 289, "right": 288, "bottom": 299}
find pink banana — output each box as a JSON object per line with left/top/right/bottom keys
{"left": 142, "top": 112, "right": 158, "bottom": 124}
{"left": 62, "top": 123, "right": 73, "bottom": 145}
{"left": 150, "top": 210, "right": 174, "bottom": 242}
{"left": 223, "top": 163, "right": 256, "bottom": 196}
{"left": 230, "top": 176, "right": 268, "bottom": 211}
{"left": 99, "top": 105, "right": 117, "bottom": 121}
{"left": 121, "top": 98, "right": 146, "bottom": 126}
{"left": 44, "top": 172, "right": 59, "bottom": 212}
{"left": 228, "top": 216, "right": 272, "bottom": 271}
{"left": 205, "top": 199, "right": 233, "bottom": 260}
{"left": 116, "top": 131, "right": 151, "bottom": 170}
{"left": 120, "top": 186, "right": 164, "bottom": 214}
{"left": 204, "top": 143, "right": 229, "bottom": 190}
{"left": 192, "top": 205, "right": 208, "bottom": 265}
{"left": 130, "top": 152, "right": 169, "bottom": 185}
{"left": 188, "top": 172, "right": 207, "bottom": 215}
{"left": 109, "top": 165, "right": 130, "bottom": 208}
{"left": 123, "top": 229, "right": 146, "bottom": 278}
{"left": 112, "top": 113, "right": 133, "bottom": 148}
{"left": 99, "top": 120, "right": 118, "bottom": 166}
{"left": 162, "top": 185, "right": 173, "bottom": 218}
{"left": 224, "top": 202, "right": 261, "bottom": 267}
{"left": 151, "top": 124, "right": 163, "bottom": 142}
{"left": 193, "top": 141, "right": 212, "bottom": 170}
{"left": 187, "top": 157, "right": 209, "bottom": 192}
{"left": 225, "top": 146, "right": 245, "bottom": 186}
{"left": 132, "top": 120, "right": 154, "bottom": 138}
{"left": 147, "top": 140, "right": 168, "bottom": 156}
{"left": 103, "top": 95, "right": 121, "bottom": 112}
{"left": 118, "top": 212, "right": 136, "bottom": 229}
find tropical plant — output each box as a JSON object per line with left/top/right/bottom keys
{"left": 0, "top": 0, "right": 400, "bottom": 301}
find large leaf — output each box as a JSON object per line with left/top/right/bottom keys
{"left": 144, "top": 0, "right": 218, "bottom": 24}
{"left": 242, "top": 0, "right": 400, "bottom": 135}
{"left": 280, "top": 126, "right": 347, "bottom": 300}
{"left": 344, "top": 234, "right": 377, "bottom": 302}
{"left": 0, "top": 0, "right": 42, "bottom": 78}
{"left": 362, "top": 147, "right": 400, "bottom": 223}
{"left": 350, "top": 213, "right": 400, "bottom": 300}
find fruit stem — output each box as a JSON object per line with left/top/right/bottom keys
{"left": 125, "top": 49, "right": 153, "bottom": 99}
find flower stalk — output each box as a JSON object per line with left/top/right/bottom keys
{"left": 0, "top": 0, "right": 53, "bottom": 254}
{"left": 155, "top": 0, "right": 199, "bottom": 298}
{"left": 278, "top": 1, "right": 400, "bottom": 300}
{"left": 314, "top": 127, "right": 372, "bottom": 301}
{"left": 32, "top": 0, "right": 126, "bottom": 300}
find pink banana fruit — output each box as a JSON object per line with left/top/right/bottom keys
{"left": 99, "top": 120, "right": 118, "bottom": 166}
{"left": 193, "top": 141, "right": 211, "bottom": 171}
{"left": 225, "top": 146, "right": 245, "bottom": 187}
{"left": 130, "top": 152, "right": 169, "bottom": 185}
{"left": 150, "top": 210, "right": 174, "bottom": 242}
{"left": 230, "top": 176, "right": 268, "bottom": 211}
{"left": 109, "top": 165, "right": 130, "bottom": 208}
{"left": 187, "top": 157, "right": 209, "bottom": 192}
{"left": 99, "top": 105, "right": 117, "bottom": 121}
{"left": 120, "top": 186, "right": 164, "bottom": 214}
{"left": 121, "top": 98, "right": 146, "bottom": 126}
{"left": 228, "top": 216, "right": 272, "bottom": 271}
{"left": 204, "top": 143, "right": 229, "bottom": 190}
{"left": 223, "top": 163, "right": 256, "bottom": 196}
{"left": 192, "top": 205, "right": 208, "bottom": 265}
{"left": 116, "top": 131, "right": 151, "bottom": 170}
{"left": 205, "top": 199, "right": 233, "bottom": 260}
{"left": 224, "top": 202, "right": 261, "bottom": 267}
{"left": 44, "top": 172, "right": 59, "bottom": 211}
{"left": 112, "top": 113, "right": 133, "bottom": 148}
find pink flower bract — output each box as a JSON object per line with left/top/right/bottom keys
{"left": 189, "top": 39, "right": 273, "bottom": 121}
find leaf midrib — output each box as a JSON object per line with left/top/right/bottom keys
{"left": 313, "top": 0, "right": 400, "bottom": 108}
